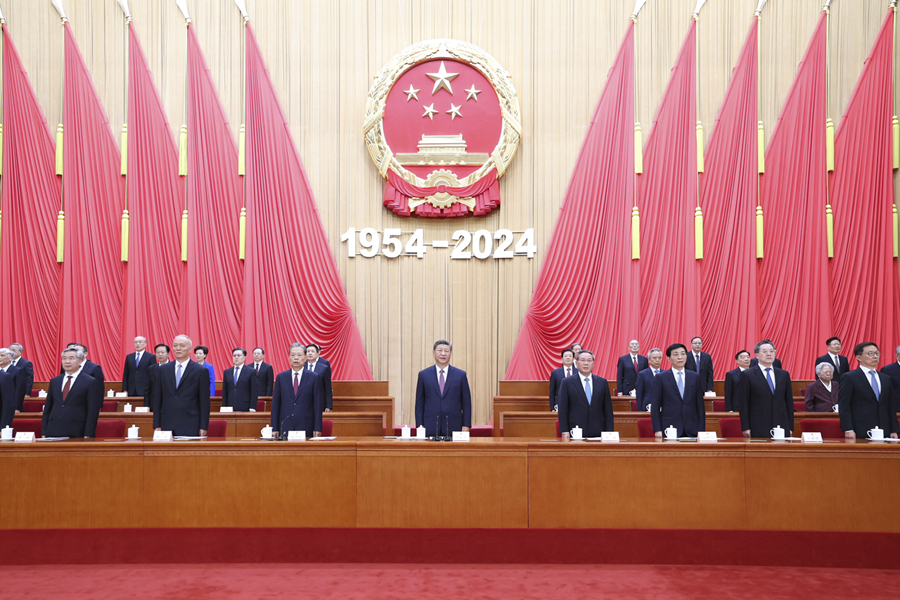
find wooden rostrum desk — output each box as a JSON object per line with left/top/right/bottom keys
{"left": 1, "top": 437, "right": 898, "bottom": 532}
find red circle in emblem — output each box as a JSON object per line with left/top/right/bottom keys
{"left": 436, "top": 184, "right": 448, "bottom": 193}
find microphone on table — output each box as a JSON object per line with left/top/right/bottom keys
{"left": 277, "top": 413, "right": 290, "bottom": 440}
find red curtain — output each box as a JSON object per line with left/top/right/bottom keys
{"left": 0, "top": 25, "right": 62, "bottom": 380}
{"left": 505, "top": 23, "right": 636, "bottom": 379}
{"left": 121, "top": 23, "right": 185, "bottom": 352}
{"left": 829, "top": 9, "right": 898, "bottom": 369}
{"left": 242, "top": 24, "right": 372, "bottom": 379}
{"left": 638, "top": 21, "right": 700, "bottom": 352}
{"left": 384, "top": 170, "right": 499, "bottom": 218}
{"left": 59, "top": 24, "right": 125, "bottom": 372}
{"left": 181, "top": 24, "right": 243, "bottom": 371}
{"left": 699, "top": 19, "right": 759, "bottom": 377}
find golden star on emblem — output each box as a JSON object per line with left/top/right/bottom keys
{"left": 403, "top": 85, "right": 420, "bottom": 101}
{"left": 447, "top": 104, "right": 462, "bottom": 120}
{"left": 426, "top": 61, "right": 459, "bottom": 95}
{"left": 422, "top": 104, "right": 438, "bottom": 120}
{"left": 465, "top": 85, "right": 481, "bottom": 101}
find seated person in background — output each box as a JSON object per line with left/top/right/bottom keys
{"left": 724, "top": 350, "right": 751, "bottom": 412}
{"left": 650, "top": 344, "right": 705, "bottom": 438}
{"left": 548, "top": 348, "right": 576, "bottom": 411}
{"left": 635, "top": 348, "right": 663, "bottom": 411}
{"left": 616, "top": 339, "right": 648, "bottom": 396}
{"left": 193, "top": 345, "right": 216, "bottom": 398}
{"left": 43, "top": 347, "right": 103, "bottom": 438}
{"left": 558, "top": 350, "right": 613, "bottom": 440}
{"left": 805, "top": 362, "right": 838, "bottom": 412}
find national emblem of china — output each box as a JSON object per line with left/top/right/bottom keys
{"left": 364, "top": 39, "right": 521, "bottom": 217}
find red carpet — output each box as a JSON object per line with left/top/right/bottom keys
{"left": 1, "top": 563, "right": 898, "bottom": 599}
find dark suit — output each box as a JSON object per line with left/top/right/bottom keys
{"left": 415, "top": 365, "right": 472, "bottom": 437}
{"left": 0, "top": 370, "right": 16, "bottom": 429}
{"left": 649, "top": 369, "right": 705, "bottom": 436}
{"left": 737, "top": 366, "right": 794, "bottom": 437}
{"left": 839, "top": 367, "right": 899, "bottom": 437}
{"left": 549, "top": 365, "right": 576, "bottom": 410}
{"left": 815, "top": 354, "right": 850, "bottom": 383}
{"left": 635, "top": 367, "right": 661, "bottom": 411}
{"left": 723, "top": 368, "right": 745, "bottom": 412}
{"left": 879, "top": 362, "right": 900, "bottom": 395}
{"left": 153, "top": 360, "right": 211, "bottom": 436}
{"left": 750, "top": 357, "right": 782, "bottom": 369}
{"left": 307, "top": 361, "right": 333, "bottom": 410}
{"left": 222, "top": 365, "right": 259, "bottom": 412}
{"left": 62, "top": 360, "right": 105, "bottom": 385}
{"left": 146, "top": 363, "right": 164, "bottom": 411}
{"left": 684, "top": 351, "right": 714, "bottom": 392}
{"left": 122, "top": 351, "right": 157, "bottom": 397}
{"left": 804, "top": 378, "right": 838, "bottom": 412}
{"left": 616, "top": 354, "right": 649, "bottom": 395}
{"left": 41, "top": 372, "right": 103, "bottom": 437}
{"left": 271, "top": 369, "right": 324, "bottom": 434}
{"left": 557, "top": 373, "right": 614, "bottom": 437}
{"left": 10, "top": 357, "right": 34, "bottom": 410}
{"left": 253, "top": 361, "right": 275, "bottom": 396}
{"left": 3, "top": 365, "right": 27, "bottom": 415}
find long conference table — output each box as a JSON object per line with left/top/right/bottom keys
{"left": 2, "top": 436, "right": 898, "bottom": 532}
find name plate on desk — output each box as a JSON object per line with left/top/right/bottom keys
{"left": 115, "top": 392, "right": 128, "bottom": 398}
{"left": 452, "top": 431, "right": 470, "bottom": 442}
{"left": 601, "top": 431, "right": 620, "bottom": 442}
{"left": 802, "top": 432, "right": 823, "bottom": 443}
{"left": 153, "top": 431, "right": 173, "bottom": 442}
{"left": 135, "top": 407, "right": 150, "bottom": 413}
{"left": 287, "top": 430, "right": 306, "bottom": 441}
{"left": 698, "top": 431, "right": 718, "bottom": 443}
{"left": 14, "top": 431, "right": 35, "bottom": 442}
{"left": 219, "top": 406, "right": 234, "bottom": 413}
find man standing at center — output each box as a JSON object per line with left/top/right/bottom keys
{"left": 558, "top": 350, "right": 614, "bottom": 440}
{"left": 272, "top": 343, "right": 324, "bottom": 438}
{"left": 153, "top": 335, "right": 210, "bottom": 437}
{"left": 650, "top": 344, "right": 705, "bottom": 438}
{"left": 737, "top": 339, "right": 793, "bottom": 438}
{"left": 415, "top": 340, "right": 471, "bottom": 438}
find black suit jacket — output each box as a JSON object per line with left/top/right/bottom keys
{"left": 749, "top": 357, "right": 782, "bottom": 369}
{"left": 271, "top": 369, "right": 324, "bottom": 434}
{"left": 684, "top": 351, "right": 714, "bottom": 392}
{"left": 549, "top": 366, "right": 576, "bottom": 410}
{"left": 153, "top": 360, "right": 211, "bottom": 436}
{"left": 122, "top": 351, "right": 157, "bottom": 397}
{"left": 879, "top": 362, "right": 900, "bottom": 395}
{"left": 0, "top": 370, "right": 17, "bottom": 429}
{"left": 616, "top": 354, "right": 649, "bottom": 395}
{"left": 253, "top": 362, "right": 275, "bottom": 396}
{"left": 649, "top": 369, "right": 706, "bottom": 436}
{"left": 222, "top": 365, "right": 259, "bottom": 412}
{"left": 308, "top": 361, "right": 333, "bottom": 410}
{"left": 557, "top": 373, "right": 614, "bottom": 438}
{"left": 736, "top": 366, "right": 794, "bottom": 437}
{"left": 10, "top": 357, "right": 34, "bottom": 410}
{"left": 415, "top": 365, "right": 472, "bottom": 437}
{"left": 635, "top": 367, "right": 661, "bottom": 411}
{"left": 42, "top": 372, "right": 103, "bottom": 437}
{"left": 815, "top": 354, "right": 850, "bottom": 382}
{"left": 839, "top": 368, "right": 899, "bottom": 437}
{"left": 723, "top": 368, "right": 745, "bottom": 412}
{"left": 3, "top": 365, "right": 28, "bottom": 414}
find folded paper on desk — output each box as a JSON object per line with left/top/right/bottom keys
{"left": 309, "top": 436, "right": 337, "bottom": 441}
{"left": 35, "top": 437, "right": 70, "bottom": 441}
{"left": 173, "top": 436, "right": 207, "bottom": 440}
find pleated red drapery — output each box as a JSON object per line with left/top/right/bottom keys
{"left": 121, "top": 23, "right": 185, "bottom": 352}
{"left": 699, "top": 18, "right": 759, "bottom": 377}
{"left": 181, "top": 24, "right": 243, "bottom": 371}
{"left": 637, "top": 20, "right": 700, "bottom": 352}
{"left": 0, "top": 24, "right": 62, "bottom": 380}
{"left": 242, "top": 23, "right": 372, "bottom": 379}
{"left": 829, "top": 9, "right": 899, "bottom": 368}
{"left": 505, "top": 23, "right": 636, "bottom": 379}
{"left": 59, "top": 24, "right": 125, "bottom": 372}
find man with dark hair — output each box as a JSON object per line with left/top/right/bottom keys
{"left": 306, "top": 344, "right": 333, "bottom": 412}
{"left": 815, "top": 336, "right": 850, "bottom": 383}
{"left": 649, "top": 344, "right": 705, "bottom": 438}
{"left": 43, "top": 347, "right": 103, "bottom": 438}
{"left": 9, "top": 343, "right": 33, "bottom": 411}
{"left": 635, "top": 348, "right": 663, "bottom": 411}
{"left": 146, "top": 344, "right": 170, "bottom": 408}
{"left": 616, "top": 339, "right": 648, "bottom": 396}
{"left": 570, "top": 343, "right": 583, "bottom": 357}
{"left": 64, "top": 344, "right": 105, "bottom": 386}
{"left": 153, "top": 335, "right": 211, "bottom": 437}
{"left": 415, "top": 340, "right": 472, "bottom": 437}
{"left": 222, "top": 348, "right": 259, "bottom": 412}
{"left": 558, "top": 350, "right": 614, "bottom": 439}
{"left": 737, "top": 340, "right": 793, "bottom": 438}
{"left": 122, "top": 336, "right": 157, "bottom": 397}
{"left": 840, "top": 342, "right": 899, "bottom": 439}
{"left": 549, "top": 348, "right": 576, "bottom": 411}
{"left": 252, "top": 347, "right": 275, "bottom": 396}
{"left": 684, "top": 336, "right": 714, "bottom": 393}
{"left": 724, "top": 350, "right": 751, "bottom": 412}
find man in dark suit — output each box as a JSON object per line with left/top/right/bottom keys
{"left": 122, "top": 336, "right": 157, "bottom": 397}
{"left": 251, "top": 347, "right": 275, "bottom": 396}
{"left": 737, "top": 340, "right": 794, "bottom": 438}
{"left": 0, "top": 361, "right": 16, "bottom": 429}
{"left": 749, "top": 357, "right": 783, "bottom": 369}
{"left": 415, "top": 340, "right": 472, "bottom": 438}
{"left": 42, "top": 347, "right": 103, "bottom": 438}
{"left": 222, "top": 347, "right": 259, "bottom": 412}
{"left": 548, "top": 348, "right": 576, "bottom": 411}
{"left": 272, "top": 343, "right": 324, "bottom": 437}
{"left": 815, "top": 336, "right": 850, "bottom": 383}
{"left": 558, "top": 350, "right": 614, "bottom": 439}
{"left": 840, "top": 342, "right": 899, "bottom": 439}
{"left": 684, "top": 336, "right": 714, "bottom": 393}
{"left": 0, "top": 348, "right": 26, "bottom": 414}
{"left": 145, "top": 344, "right": 170, "bottom": 408}
{"left": 306, "top": 343, "right": 333, "bottom": 412}
{"left": 616, "top": 339, "right": 648, "bottom": 396}
{"left": 635, "top": 348, "right": 663, "bottom": 411}
{"left": 152, "top": 335, "right": 210, "bottom": 436}
{"left": 650, "top": 344, "right": 705, "bottom": 437}
{"left": 9, "top": 343, "right": 34, "bottom": 411}
{"left": 880, "top": 345, "right": 900, "bottom": 393}
{"left": 75, "top": 344, "right": 105, "bottom": 386}
{"left": 724, "top": 350, "right": 751, "bottom": 412}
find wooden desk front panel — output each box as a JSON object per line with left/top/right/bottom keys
{"left": 332, "top": 397, "right": 394, "bottom": 429}
{"left": 528, "top": 442, "right": 747, "bottom": 530}
{"left": 502, "top": 412, "right": 642, "bottom": 438}
{"left": 356, "top": 440, "right": 529, "bottom": 528}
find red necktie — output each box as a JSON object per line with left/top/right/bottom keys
{"left": 62, "top": 375, "right": 72, "bottom": 401}
{"left": 293, "top": 372, "right": 299, "bottom": 395}
{"left": 633, "top": 356, "right": 638, "bottom": 373}
{"left": 566, "top": 367, "right": 571, "bottom": 377}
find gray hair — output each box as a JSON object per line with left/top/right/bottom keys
{"left": 62, "top": 347, "right": 86, "bottom": 360}
{"left": 815, "top": 362, "right": 834, "bottom": 378}
{"left": 289, "top": 342, "right": 306, "bottom": 352}
{"left": 9, "top": 343, "right": 23, "bottom": 353}
{"left": 0, "top": 349, "right": 13, "bottom": 360}
{"left": 895, "top": 345, "right": 900, "bottom": 356}
{"left": 173, "top": 334, "right": 193, "bottom": 345}
{"left": 647, "top": 348, "right": 662, "bottom": 358}
{"left": 577, "top": 350, "right": 595, "bottom": 360}
{"left": 134, "top": 336, "right": 147, "bottom": 343}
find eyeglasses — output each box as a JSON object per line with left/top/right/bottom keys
{"left": 862, "top": 351, "right": 881, "bottom": 357}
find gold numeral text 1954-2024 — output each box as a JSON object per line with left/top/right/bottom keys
{"left": 340, "top": 228, "right": 536, "bottom": 260}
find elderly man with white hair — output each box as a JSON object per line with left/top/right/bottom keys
{"left": 152, "top": 335, "right": 210, "bottom": 437}
{"left": 122, "top": 336, "right": 157, "bottom": 397}
{"left": 0, "top": 348, "right": 26, "bottom": 415}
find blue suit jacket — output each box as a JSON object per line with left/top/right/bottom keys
{"left": 11, "top": 357, "right": 34, "bottom": 410}
{"left": 307, "top": 361, "right": 333, "bottom": 410}
{"left": 42, "top": 372, "right": 103, "bottom": 438}
{"left": 271, "top": 369, "right": 324, "bottom": 434}
{"left": 415, "top": 365, "right": 472, "bottom": 437}
{"left": 153, "top": 360, "right": 212, "bottom": 436}
{"left": 635, "top": 367, "right": 661, "bottom": 411}
{"left": 557, "top": 373, "right": 614, "bottom": 437}
{"left": 649, "top": 369, "right": 706, "bottom": 436}
{"left": 0, "top": 370, "right": 17, "bottom": 429}
{"left": 222, "top": 365, "right": 259, "bottom": 412}
{"left": 616, "top": 354, "right": 649, "bottom": 395}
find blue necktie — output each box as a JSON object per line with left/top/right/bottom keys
{"left": 870, "top": 370, "right": 881, "bottom": 401}
{"left": 584, "top": 377, "right": 592, "bottom": 405}
{"left": 766, "top": 368, "right": 775, "bottom": 393}
{"left": 175, "top": 363, "right": 183, "bottom": 388}
{"left": 677, "top": 371, "right": 684, "bottom": 398}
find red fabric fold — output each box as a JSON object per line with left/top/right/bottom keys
{"left": 0, "top": 25, "right": 62, "bottom": 380}
{"left": 384, "top": 170, "right": 499, "bottom": 217}
{"left": 242, "top": 24, "right": 372, "bottom": 379}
